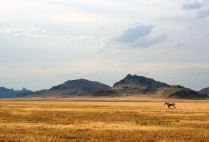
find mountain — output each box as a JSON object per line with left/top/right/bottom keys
{"left": 92, "top": 89, "right": 119, "bottom": 97}
{"left": 111, "top": 74, "right": 170, "bottom": 95}
{"left": 17, "top": 79, "right": 111, "bottom": 97}
{"left": 107, "top": 74, "right": 207, "bottom": 99}
{"left": 16, "top": 88, "right": 33, "bottom": 96}
{"left": 199, "top": 87, "right": 209, "bottom": 95}
{"left": 168, "top": 89, "right": 205, "bottom": 99}
{"left": 0, "top": 87, "right": 33, "bottom": 98}
{"left": 114, "top": 74, "right": 170, "bottom": 88}
{"left": 0, "top": 87, "right": 16, "bottom": 98}
{"left": 17, "top": 89, "right": 48, "bottom": 97}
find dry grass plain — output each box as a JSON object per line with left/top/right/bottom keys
{"left": 0, "top": 97, "right": 209, "bottom": 142}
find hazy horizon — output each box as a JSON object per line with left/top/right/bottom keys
{"left": 1, "top": 0, "right": 209, "bottom": 91}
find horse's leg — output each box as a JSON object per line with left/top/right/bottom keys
{"left": 173, "top": 105, "right": 176, "bottom": 109}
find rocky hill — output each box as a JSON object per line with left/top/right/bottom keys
{"left": 114, "top": 74, "right": 170, "bottom": 88}
{"left": 199, "top": 87, "right": 209, "bottom": 95}
{"left": 111, "top": 74, "right": 170, "bottom": 95}
{"left": 18, "top": 79, "right": 111, "bottom": 97}
{"left": 0, "top": 87, "right": 33, "bottom": 98}
{"left": 96, "top": 74, "right": 207, "bottom": 99}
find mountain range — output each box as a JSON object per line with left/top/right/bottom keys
{"left": 0, "top": 87, "right": 33, "bottom": 98}
{"left": 1, "top": 74, "right": 209, "bottom": 99}
{"left": 95, "top": 74, "right": 208, "bottom": 99}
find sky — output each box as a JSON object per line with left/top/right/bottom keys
{"left": 0, "top": 0, "right": 209, "bottom": 91}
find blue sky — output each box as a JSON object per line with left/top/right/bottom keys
{"left": 0, "top": 0, "right": 209, "bottom": 91}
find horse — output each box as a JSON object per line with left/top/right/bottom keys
{"left": 164, "top": 102, "right": 176, "bottom": 109}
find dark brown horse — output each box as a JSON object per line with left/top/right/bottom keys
{"left": 164, "top": 102, "right": 176, "bottom": 109}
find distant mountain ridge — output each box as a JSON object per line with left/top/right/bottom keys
{"left": 18, "top": 79, "right": 111, "bottom": 97}
{"left": 97, "top": 74, "right": 208, "bottom": 99}
{"left": 2, "top": 74, "right": 209, "bottom": 99}
{"left": 0, "top": 87, "right": 33, "bottom": 98}
{"left": 114, "top": 74, "right": 170, "bottom": 88}
{"left": 199, "top": 87, "right": 209, "bottom": 95}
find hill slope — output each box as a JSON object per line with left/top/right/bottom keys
{"left": 200, "top": 87, "right": 209, "bottom": 95}
{"left": 18, "top": 79, "right": 111, "bottom": 97}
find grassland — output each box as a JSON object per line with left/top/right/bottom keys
{"left": 0, "top": 97, "right": 209, "bottom": 142}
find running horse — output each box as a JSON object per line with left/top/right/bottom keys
{"left": 164, "top": 102, "right": 176, "bottom": 109}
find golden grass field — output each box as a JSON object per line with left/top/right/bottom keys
{"left": 0, "top": 97, "right": 209, "bottom": 142}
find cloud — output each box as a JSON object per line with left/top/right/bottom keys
{"left": 0, "top": 25, "right": 48, "bottom": 38}
{"left": 116, "top": 24, "right": 154, "bottom": 43}
{"left": 182, "top": 1, "right": 202, "bottom": 10}
{"left": 198, "top": 8, "right": 209, "bottom": 18}
{"left": 132, "top": 34, "right": 167, "bottom": 48}
{"left": 114, "top": 23, "right": 166, "bottom": 48}
{"left": 0, "top": 25, "right": 94, "bottom": 41}
{"left": 181, "top": 0, "right": 209, "bottom": 18}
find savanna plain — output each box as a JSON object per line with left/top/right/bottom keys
{"left": 0, "top": 97, "right": 209, "bottom": 142}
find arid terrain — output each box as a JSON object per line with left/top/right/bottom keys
{"left": 0, "top": 97, "right": 209, "bottom": 142}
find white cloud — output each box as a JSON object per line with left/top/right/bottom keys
{"left": 182, "top": 1, "right": 202, "bottom": 10}
{"left": 0, "top": 25, "right": 48, "bottom": 38}
{"left": 198, "top": 8, "right": 209, "bottom": 18}
{"left": 181, "top": 0, "right": 209, "bottom": 18}
{"left": 116, "top": 24, "right": 154, "bottom": 42}
{"left": 114, "top": 23, "right": 167, "bottom": 48}
{"left": 0, "top": 25, "right": 94, "bottom": 41}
